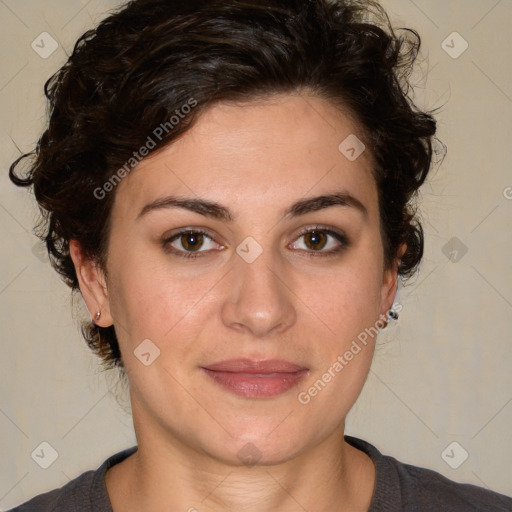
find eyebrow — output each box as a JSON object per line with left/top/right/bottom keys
{"left": 136, "top": 191, "right": 368, "bottom": 222}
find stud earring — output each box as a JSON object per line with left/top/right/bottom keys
{"left": 387, "top": 310, "right": 399, "bottom": 321}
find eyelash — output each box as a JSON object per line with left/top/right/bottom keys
{"left": 163, "top": 225, "right": 350, "bottom": 260}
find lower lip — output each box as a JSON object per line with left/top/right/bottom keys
{"left": 201, "top": 368, "right": 309, "bottom": 398}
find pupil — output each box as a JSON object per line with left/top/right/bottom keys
{"left": 306, "top": 231, "right": 326, "bottom": 250}
{"left": 182, "top": 232, "right": 203, "bottom": 251}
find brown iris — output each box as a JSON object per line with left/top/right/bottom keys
{"left": 180, "top": 231, "right": 204, "bottom": 251}
{"left": 303, "top": 230, "right": 327, "bottom": 251}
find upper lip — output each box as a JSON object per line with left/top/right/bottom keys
{"left": 202, "top": 358, "right": 308, "bottom": 374}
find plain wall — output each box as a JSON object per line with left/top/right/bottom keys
{"left": 0, "top": 0, "right": 511, "bottom": 508}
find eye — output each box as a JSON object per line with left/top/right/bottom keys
{"left": 289, "top": 226, "right": 349, "bottom": 256}
{"left": 163, "top": 226, "right": 349, "bottom": 260}
{"left": 163, "top": 229, "right": 223, "bottom": 258}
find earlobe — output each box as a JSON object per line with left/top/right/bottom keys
{"left": 69, "top": 240, "right": 114, "bottom": 327}
{"left": 379, "top": 269, "right": 399, "bottom": 327}
{"left": 379, "top": 243, "right": 406, "bottom": 322}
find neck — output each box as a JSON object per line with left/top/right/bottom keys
{"left": 105, "top": 423, "right": 375, "bottom": 512}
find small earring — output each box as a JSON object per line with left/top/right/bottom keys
{"left": 95, "top": 311, "right": 101, "bottom": 321}
{"left": 387, "top": 310, "right": 399, "bottom": 321}
{"left": 385, "top": 273, "right": 402, "bottom": 325}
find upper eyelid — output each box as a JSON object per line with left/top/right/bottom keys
{"left": 295, "top": 224, "right": 343, "bottom": 236}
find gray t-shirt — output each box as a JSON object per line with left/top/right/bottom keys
{"left": 8, "top": 436, "right": 512, "bottom": 511}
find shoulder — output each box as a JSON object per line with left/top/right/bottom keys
{"left": 345, "top": 435, "right": 512, "bottom": 512}
{"left": 7, "top": 470, "right": 96, "bottom": 512}
{"left": 401, "top": 462, "right": 512, "bottom": 511}
{"left": 7, "top": 446, "right": 137, "bottom": 512}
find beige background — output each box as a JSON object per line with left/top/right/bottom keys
{"left": 0, "top": 0, "right": 511, "bottom": 509}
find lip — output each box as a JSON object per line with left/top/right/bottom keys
{"left": 201, "top": 359, "right": 309, "bottom": 398}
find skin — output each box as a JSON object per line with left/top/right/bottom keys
{"left": 70, "top": 92, "right": 404, "bottom": 512}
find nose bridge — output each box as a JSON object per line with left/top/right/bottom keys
{"left": 220, "top": 241, "right": 296, "bottom": 337}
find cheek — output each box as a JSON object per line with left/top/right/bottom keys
{"left": 293, "top": 265, "right": 382, "bottom": 423}
{"left": 304, "top": 275, "right": 381, "bottom": 391}
{"left": 295, "top": 243, "right": 384, "bottom": 400}
{"left": 314, "top": 270, "right": 380, "bottom": 322}
{"left": 301, "top": 252, "right": 383, "bottom": 340}
{"left": 107, "top": 249, "right": 218, "bottom": 350}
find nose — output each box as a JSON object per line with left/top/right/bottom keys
{"left": 220, "top": 248, "right": 297, "bottom": 338}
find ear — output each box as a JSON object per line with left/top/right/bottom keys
{"left": 69, "top": 239, "right": 114, "bottom": 327}
{"left": 379, "top": 242, "right": 406, "bottom": 320}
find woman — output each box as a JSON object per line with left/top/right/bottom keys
{"left": 7, "top": 0, "right": 512, "bottom": 510}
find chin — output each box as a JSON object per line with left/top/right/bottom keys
{"left": 198, "top": 421, "right": 311, "bottom": 468}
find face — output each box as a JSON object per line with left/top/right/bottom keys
{"left": 74, "top": 93, "right": 399, "bottom": 466}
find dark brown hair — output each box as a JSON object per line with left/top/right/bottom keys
{"left": 9, "top": 0, "right": 441, "bottom": 373}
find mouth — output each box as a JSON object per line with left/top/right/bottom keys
{"left": 200, "top": 359, "right": 309, "bottom": 399}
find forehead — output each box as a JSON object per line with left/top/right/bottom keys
{"left": 113, "top": 93, "right": 378, "bottom": 222}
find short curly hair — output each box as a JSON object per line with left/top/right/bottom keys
{"left": 9, "top": 0, "right": 441, "bottom": 373}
